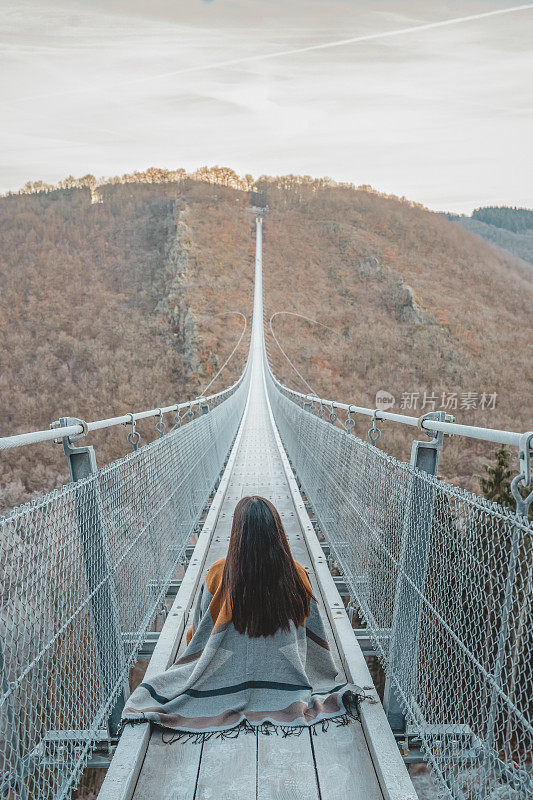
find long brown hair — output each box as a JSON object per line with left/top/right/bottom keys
{"left": 221, "top": 496, "right": 313, "bottom": 637}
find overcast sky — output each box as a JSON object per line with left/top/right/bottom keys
{"left": 1, "top": 0, "right": 532, "bottom": 212}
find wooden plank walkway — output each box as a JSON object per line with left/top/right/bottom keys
{"left": 128, "top": 354, "right": 384, "bottom": 800}
{"left": 99, "top": 218, "right": 416, "bottom": 800}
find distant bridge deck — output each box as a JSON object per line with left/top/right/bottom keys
{"left": 98, "top": 219, "right": 416, "bottom": 800}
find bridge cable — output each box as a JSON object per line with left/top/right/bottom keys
{"left": 201, "top": 311, "right": 248, "bottom": 396}
{"left": 268, "top": 311, "right": 342, "bottom": 398}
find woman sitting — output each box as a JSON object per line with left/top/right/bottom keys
{"left": 122, "top": 495, "right": 361, "bottom": 739}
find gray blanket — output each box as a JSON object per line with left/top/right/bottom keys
{"left": 122, "top": 558, "right": 362, "bottom": 736}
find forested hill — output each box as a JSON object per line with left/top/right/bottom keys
{"left": 1, "top": 173, "right": 532, "bottom": 513}
{"left": 471, "top": 206, "right": 533, "bottom": 232}
{"left": 444, "top": 205, "right": 533, "bottom": 265}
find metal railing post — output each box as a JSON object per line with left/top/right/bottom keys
{"left": 383, "top": 411, "right": 446, "bottom": 731}
{"left": 55, "top": 417, "right": 128, "bottom": 737}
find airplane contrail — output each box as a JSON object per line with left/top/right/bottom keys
{"left": 15, "top": 3, "right": 533, "bottom": 102}
{"left": 140, "top": 3, "right": 533, "bottom": 83}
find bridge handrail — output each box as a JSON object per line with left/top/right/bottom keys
{"left": 0, "top": 369, "right": 248, "bottom": 451}
{"left": 265, "top": 357, "right": 533, "bottom": 799}
{"left": 0, "top": 363, "right": 250, "bottom": 800}
{"left": 267, "top": 367, "right": 530, "bottom": 449}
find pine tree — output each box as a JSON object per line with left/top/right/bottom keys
{"left": 480, "top": 444, "right": 513, "bottom": 508}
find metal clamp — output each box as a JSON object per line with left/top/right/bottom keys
{"left": 155, "top": 408, "right": 166, "bottom": 438}
{"left": 50, "top": 417, "right": 88, "bottom": 445}
{"left": 328, "top": 403, "right": 338, "bottom": 425}
{"left": 53, "top": 418, "right": 97, "bottom": 482}
{"left": 344, "top": 405, "right": 356, "bottom": 434}
{"left": 172, "top": 404, "right": 182, "bottom": 429}
{"left": 303, "top": 394, "right": 315, "bottom": 413}
{"left": 368, "top": 410, "right": 382, "bottom": 446}
{"left": 511, "top": 431, "right": 533, "bottom": 517}
{"left": 444, "top": 413, "right": 455, "bottom": 432}
{"left": 123, "top": 413, "right": 140, "bottom": 451}
{"left": 417, "top": 411, "right": 455, "bottom": 439}
{"left": 417, "top": 412, "right": 439, "bottom": 440}
{"left": 198, "top": 397, "right": 210, "bottom": 416}
{"left": 410, "top": 410, "right": 446, "bottom": 476}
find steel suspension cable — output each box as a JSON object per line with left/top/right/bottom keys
{"left": 201, "top": 311, "right": 248, "bottom": 396}
{"left": 267, "top": 311, "right": 341, "bottom": 396}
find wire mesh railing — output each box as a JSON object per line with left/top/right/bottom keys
{"left": 266, "top": 366, "right": 532, "bottom": 800}
{"left": 0, "top": 370, "right": 249, "bottom": 800}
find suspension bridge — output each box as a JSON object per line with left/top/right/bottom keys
{"left": 0, "top": 218, "right": 531, "bottom": 800}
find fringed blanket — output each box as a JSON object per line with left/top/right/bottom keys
{"left": 122, "top": 558, "right": 363, "bottom": 739}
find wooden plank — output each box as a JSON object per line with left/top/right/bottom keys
{"left": 285, "top": 525, "right": 348, "bottom": 681}
{"left": 195, "top": 730, "right": 257, "bottom": 800}
{"left": 257, "top": 731, "right": 319, "bottom": 800}
{"left": 287, "top": 522, "right": 378, "bottom": 800}
{"left": 132, "top": 733, "right": 202, "bottom": 800}
{"left": 97, "top": 725, "right": 152, "bottom": 800}
{"left": 312, "top": 721, "right": 384, "bottom": 800}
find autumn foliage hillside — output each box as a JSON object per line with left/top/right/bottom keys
{"left": 1, "top": 172, "right": 531, "bottom": 512}
{"left": 257, "top": 179, "right": 531, "bottom": 487}
{"left": 0, "top": 178, "right": 252, "bottom": 513}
